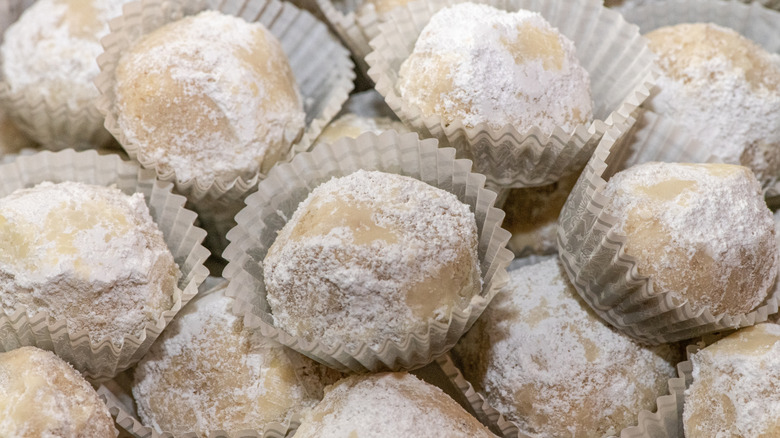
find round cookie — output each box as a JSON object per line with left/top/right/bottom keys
{"left": 134, "top": 285, "right": 342, "bottom": 435}
{"left": 0, "top": 346, "right": 116, "bottom": 437}
{"left": 454, "top": 258, "right": 679, "bottom": 437}
{"left": 398, "top": 2, "right": 592, "bottom": 133}
{"left": 645, "top": 23, "right": 780, "bottom": 185}
{"left": 601, "top": 162, "right": 778, "bottom": 317}
{"left": 684, "top": 323, "right": 780, "bottom": 437}
{"left": 0, "top": 181, "right": 179, "bottom": 345}
{"left": 294, "top": 372, "right": 497, "bottom": 438}
{"left": 114, "top": 10, "right": 305, "bottom": 184}
{"left": 316, "top": 113, "right": 409, "bottom": 145}
{"left": 263, "top": 169, "right": 481, "bottom": 350}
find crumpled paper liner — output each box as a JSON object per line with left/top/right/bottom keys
{"left": 0, "top": 0, "right": 113, "bottom": 150}
{"left": 366, "top": 0, "right": 655, "bottom": 189}
{"left": 437, "top": 348, "right": 689, "bottom": 438}
{"left": 556, "top": 122, "right": 780, "bottom": 345}
{"left": 95, "top": 281, "right": 300, "bottom": 438}
{"left": 315, "top": 0, "right": 380, "bottom": 78}
{"left": 0, "top": 149, "right": 210, "bottom": 380}
{"left": 222, "top": 130, "right": 513, "bottom": 373}
{"left": 95, "top": 0, "right": 354, "bottom": 205}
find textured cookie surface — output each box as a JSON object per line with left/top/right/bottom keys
{"left": 264, "top": 169, "right": 481, "bottom": 350}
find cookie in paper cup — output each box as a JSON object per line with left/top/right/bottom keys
{"left": 0, "top": 149, "right": 209, "bottom": 380}
{"left": 366, "top": 0, "right": 654, "bottom": 189}
{"left": 222, "top": 130, "right": 513, "bottom": 373}
{"left": 619, "top": 0, "right": 780, "bottom": 191}
{"left": 95, "top": 0, "right": 354, "bottom": 205}
{"left": 449, "top": 256, "right": 681, "bottom": 437}
{"left": 557, "top": 123, "right": 780, "bottom": 345}
{"left": 0, "top": 0, "right": 120, "bottom": 150}
{"left": 98, "top": 280, "right": 343, "bottom": 438}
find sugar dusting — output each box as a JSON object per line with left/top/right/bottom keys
{"left": 685, "top": 323, "right": 780, "bottom": 437}
{"left": 602, "top": 162, "right": 778, "bottom": 316}
{"left": 263, "top": 169, "right": 481, "bottom": 350}
{"left": 398, "top": 2, "right": 592, "bottom": 133}
{"left": 0, "top": 181, "right": 179, "bottom": 345}
{"left": 646, "top": 23, "right": 780, "bottom": 185}
{"left": 294, "top": 373, "right": 497, "bottom": 437}
{"left": 133, "top": 287, "right": 342, "bottom": 435}
{"left": 455, "top": 259, "right": 678, "bottom": 437}
{"left": 114, "top": 10, "right": 305, "bottom": 184}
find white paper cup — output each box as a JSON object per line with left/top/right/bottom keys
{"left": 557, "top": 122, "right": 780, "bottom": 344}
{"left": 95, "top": 0, "right": 355, "bottom": 205}
{"left": 222, "top": 130, "right": 513, "bottom": 373}
{"left": 0, "top": 149, "right": 210, "bottom": 380}
{"left": 366, "top": 0, "right": 655, "bottom": 189}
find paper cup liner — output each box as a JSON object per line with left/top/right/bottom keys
{"left": 556, "top": 122, "right": 780, "bottom": 345}
{"left": 222, "top": 130, "right": 513, "bottom": 373}
{"left": 95, "top": 0, "right": 355, "bottom": 205}
{"left": 95, "top": 281, "right": 300, "bottom": 438}
{"left": 0, "top": 149, "right": 210, "bottom": 380}
{"left": 366, "top": 0, "right": 655, "bottom": 189}
{"left": 315, "top": 0, "right": 379, "bottom": 78}
{"left": 0, "top": 85, "right": 113, "bottom": 151}
{"left": 438, "top": 348, "right": 688, "bottom": 438}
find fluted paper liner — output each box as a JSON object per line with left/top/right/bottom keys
{"left": 95, "top": 282, "right": 299, "bottom": 438}
{"left": 438, "top": 349, "right": 688, "bottom": 438}
{"left": 315, "top": 0, "right": 378, "bottom": 78}
{"left": 222, "top": 130, "right": 513, "bottom": 373}
{"left": 0, "top": 149, "right": 210, "bottom": 380}
{"left": 0, "top": 0, "right": 112, "bottom": 150}
{"left": 557, "top": 123, "right": 780, "bottom": 345}
{"left": 366, "top": 0, "right": 655, "bottom": 189}
{"left": 95, "top": 0, "right": 354, "bottom": 205}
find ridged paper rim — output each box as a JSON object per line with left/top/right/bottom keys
{"left": 0, "top": 149, "right": 210, "bottom": 380}
{"left": 556, "top": 122, "right": 780, "bottom": 345}
{"left": 222, "top": 130, "right": 513, "bottom": 373}
{"left": 94, "top": 0, "right": 354, "bottom": 203}
{"left": 366, "top": 0, "right": 655, "bottom": 188}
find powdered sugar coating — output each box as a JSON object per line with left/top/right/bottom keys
{"left": 134, "top": 286, "right": 341, "bottom": 435}
{"left": 0, "top": 181, "right": 179, "bottom": 345}
{"left": 1, "top": 0, "right": 129, "bottom": 108}
{"left": 114, "top": 10, "right": 305, "bottom": 184}
{"left": 684, "top": 323, "right": 780, "bottom": 437}
{"left": 294, "top": 373, "right": 497, "bottom": 438}
{"left": 454, "top": 258, "right": 679, "bottom": 437}
{"left": 398, "top": 2, "right": 592, "bottom": 132}
{"left": 0, "top": 346, "right": 116, "bottom": 437}
{"left": 263, "top": 169, "right": 482, "bottom": 350}
{"left": 602, "top": 162, "right": 778, "bottom": 316}
{"left": 646, "top": 23, "right": 780, "bottom": 185}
